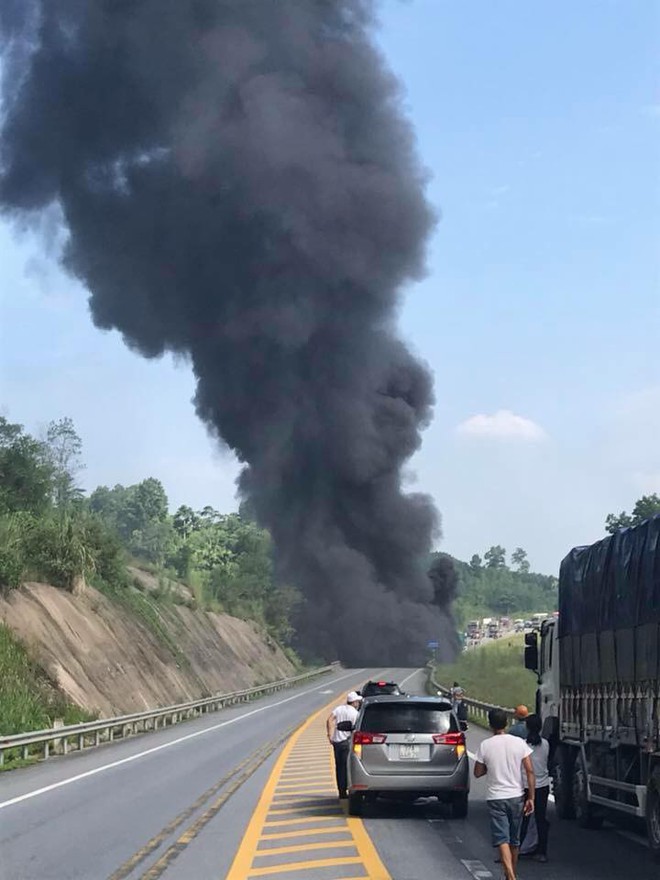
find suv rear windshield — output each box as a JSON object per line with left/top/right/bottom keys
{"left": 359, "top": 702, "right": 457, "bottom": 734}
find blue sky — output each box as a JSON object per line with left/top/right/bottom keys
{"left": 1, "top": 1, "right": 658, "bottom": 574}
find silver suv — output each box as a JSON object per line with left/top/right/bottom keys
{"left": 346, "top": 695, "right": 469, "bottom": 817}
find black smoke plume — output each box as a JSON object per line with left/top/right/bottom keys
{"left": 0, "top": 1, "right": 457, "bottom": 664}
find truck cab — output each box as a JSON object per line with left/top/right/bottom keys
{"left": 525, "top": 618, "right": 559, "bottom": 746}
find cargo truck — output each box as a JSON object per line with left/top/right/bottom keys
{"left": 487, "top": 620, "right": 500, "bottom": 639}
{"left": 524, "top": 515, "right": 660, "bottom": 860}
{"left": 466, "top": 620, "right": 480, "bottom": 640}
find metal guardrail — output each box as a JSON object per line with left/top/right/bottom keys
{"left": 427, "top": 667, "right": 515, "bottom": 727}
{"left": 0, "top": 663, "right": 339, "bottom": 766}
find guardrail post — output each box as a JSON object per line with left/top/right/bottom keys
{"left": 78, "top": 733, "right": 84, "bottom": 752}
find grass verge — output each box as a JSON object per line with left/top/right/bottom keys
{"left": 432, "top": 635, "right": 536, "bottom": 713}
{"left": 0, "top": 622, "right": 95, "bottom": 766}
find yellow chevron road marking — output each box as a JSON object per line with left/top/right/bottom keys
{"left": 226, "top": 684, "right": 391, "bottom": 880}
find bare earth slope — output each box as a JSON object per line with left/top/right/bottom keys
{"left": 0, "top": 582, "right": 295, "bottom": 717}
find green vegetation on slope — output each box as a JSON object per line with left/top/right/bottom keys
{"left": 0, "top": 623, "right": 93, "bottom": 739}
{"left": 0, "top": 412, "right": 304, "bottom": 745}
{"left": 432, "top": 635, "right": 536, "bottom": 713}
{"left": 0, "top": 415, "right": 300, "bottom": 647}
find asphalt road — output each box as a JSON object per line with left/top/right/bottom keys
{"left": 0, "top": 666, "right": 655, "bottom": 879}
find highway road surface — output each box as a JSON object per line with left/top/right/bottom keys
{"left": 0, "top": 666, "right": 655, "bottom": 879}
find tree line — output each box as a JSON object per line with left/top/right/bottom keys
{"left": 3, "top": 412, "right": 657, "bottom": 645}
{"left": 605, "top": 494, "right": 660, "bottom": 533}
{"left": 435, "top": 493, "right": 660, "bottom": 631}
{"left": 0, "top": 416, "right": 299, "bottom": 644}
{"left": 429, "top": 546, "right": 558, "bottom": 631}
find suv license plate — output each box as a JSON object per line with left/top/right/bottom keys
{"left": 399, "top": 744, "right": 420, "bottom": 760}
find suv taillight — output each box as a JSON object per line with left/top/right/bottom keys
{"left": 353, "top": 731, "right": 387, "bottom": 745}
{"left": 352, "top": 730, "right": 386, "bottom": 757}
{"left": 432, "top": 732, "right": 465, "bottom": 746}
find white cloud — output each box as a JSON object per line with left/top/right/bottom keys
{"left": 456, "top": 409, "right": 547, "bottom": 442}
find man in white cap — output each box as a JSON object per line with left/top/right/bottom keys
{"left": 326, "top": 691, "right": 363, "bottom": 798}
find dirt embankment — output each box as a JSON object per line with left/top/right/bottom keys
{"left": 0, "top": 582, "right": 296, "bottom": 717}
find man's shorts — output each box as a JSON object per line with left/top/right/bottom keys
{"left": 487, "top": 797, "right": 524, "bottom": 847}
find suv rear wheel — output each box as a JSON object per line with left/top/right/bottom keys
{"left": 450, "top": 792, "right": 469, "bottom": 819}
{"left": 348, "top": 792, "right": 364, "bottom": 817}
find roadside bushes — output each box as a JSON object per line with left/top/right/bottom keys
{"left": 0, "top": 513, "right": 33, "bottom": 589}
{"left": 0, "top": 511, "right": 127, "bottom": 594}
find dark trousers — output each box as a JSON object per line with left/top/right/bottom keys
{"left": 332, "top": 740, "right": 350, "bottom": 795}
{"left": 522, "top": 785, "right": 550, "bottom": 856}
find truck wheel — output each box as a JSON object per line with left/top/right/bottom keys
{"left": 552, "top": 746, "right": 575, "bottom": 820}
{"left": 450, "top": 792, "right": 469, "bottom": 819}
{"left": 348, "top": 792, "right": 364, "bottom": 817}
{"left": 573, "top": 755, "right": 603, "bottom": 829}
{"left": 647, "top": 768, "right": 660, "bottom": 862}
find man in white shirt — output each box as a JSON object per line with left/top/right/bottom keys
{"left": 326, "top": 691, "right": 362, "bottom": 798}
{"left": 474, "top": 708, "right": 535, "bottom": 880}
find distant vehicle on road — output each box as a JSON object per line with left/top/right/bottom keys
{"left": 530, "top": 612, "right": 548, "bottom": 631}
{"left": 361, "top": 680, "right": 403, "bottom": 698}
{"left": 514, "top": 619, "right": 525, "bottom": 632}
{"left": 347, "top": 695, "right": 469, "bottom": 818}
{"left": 486, "top": 621, "right": 500, "bottom": 639}
{"left": 466, "top": 620, "right": 480, "bottom": 640}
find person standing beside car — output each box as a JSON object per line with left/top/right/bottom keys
{"left": 520, "top": 714, "right": 550, "bottom": 863}
{"left": 474, "top": 708, "right": 535, "bottom": 880}
{"left": 451, "top": 687, "right": 469, "bottom": 725}
{"left": 326, "top": 691, "right": 362, "bottom": 799}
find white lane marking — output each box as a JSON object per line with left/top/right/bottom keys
{"left": 461, "top": 859, "right": 493, "bottom": 878}
{"left": 317, "top": 689, "right": 333, "bottom": 694}
{"left": 0, "top": 668, "right": 365, "bottom": 812}
{"left": 399, "top": 668, "right": 424, "bottom": 688}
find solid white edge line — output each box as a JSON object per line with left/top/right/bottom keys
{"left": 399, "top": 667, "right": 424, "bottom": 688}
{"left": 0, "top": 667, "right": 365, "bottom": 812}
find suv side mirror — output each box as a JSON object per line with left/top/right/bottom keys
{"left": 335, "top": 720, "right": 355, "bottom": 732}
{"left": 524, "top": 645, "right": 539, "bottom": 672}
{"left": 524, "top": 632, "right": 538, "bottom": 648}
{"left": 460, "top": 720, "right": 468, "bottom": 732}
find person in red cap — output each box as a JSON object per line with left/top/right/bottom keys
{"left": 509, "top": 705, "right": 529, "bottom": 738}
